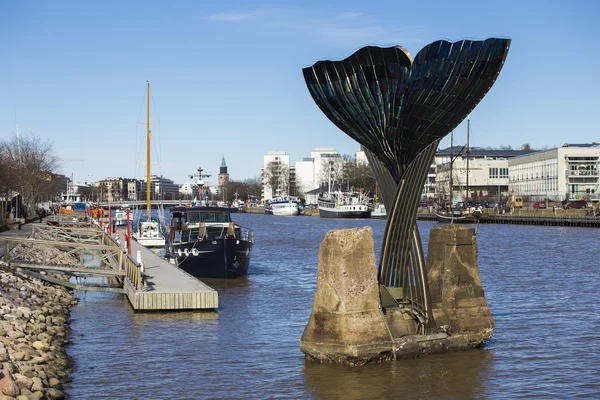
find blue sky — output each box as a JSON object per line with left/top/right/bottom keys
{"left": 1, "top": 1, "right": 599, "bottom": 184}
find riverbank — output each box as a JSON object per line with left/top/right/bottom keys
{"left": 0, "top": 221, "right": 79, "bottom": 399}
{"left": 0, "top": 261, "right": 76, "bottom": 399}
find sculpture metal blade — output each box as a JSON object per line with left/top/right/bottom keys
{"left": 303, "top": 38, "right": 510, "bottom": 333}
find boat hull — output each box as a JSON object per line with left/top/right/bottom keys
{"left": 318, "top": 208, "right": 371, "bottom": 219}
{"left": 435, "top": 212, "right": 475, "bottom": 224}
{"left": 371, "top": 212, "right": 387, "bottom": 219}
{"left": 271, "top": 204, "right": 299, "bottom": 216}
{"left": 170, "top": 238, "right": 253, "bottom": 278}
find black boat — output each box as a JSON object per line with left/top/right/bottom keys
{"left": 166, "top": 206, "right": 254, "bottom": 278}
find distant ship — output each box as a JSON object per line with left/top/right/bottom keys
{"left": 317, "top": 191, "right": 371, "bottom": 218}
{"left": 270, "top": 196, "right": 299, "bottom": 216}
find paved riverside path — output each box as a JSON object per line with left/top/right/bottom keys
{"left": 126, "top": 238, "right": 219, "bottom": 310}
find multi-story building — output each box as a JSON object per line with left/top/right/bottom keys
{"left": 98, "top": 178, "right": 125, "bottom": 202}
{"left": 261, "top": 151, "right": 291, "bottom": 201}
{"left": 139, "top": 175, "right": 179, "bottom": 201}
{"left": 123, "top": 179, "right": 140, "bottom": 201}
{"left": 179, "top": 181, "right": 199, "bottom": 200}
{"left": 435, "top": 147, "right": 531, "bottom": 203}
{"left": 292, "top": 148, "right": 343, "bottom": 204}
{"left": 98, "top": 178, "right": 141, "bottom": 202}
{"left": 508, "top": 143, "right": 600, "bottom": 201}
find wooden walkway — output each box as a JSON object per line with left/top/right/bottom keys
{"left": 126, "top": 239, "right": 218, "bottom": 310}
{"left": 1, "top": 217, "right": 218, "bottom": 311}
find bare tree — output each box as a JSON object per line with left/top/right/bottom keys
{"left": 0, "top": 149, "right": 17, "bottom": 223}
{"left": 263, "top": 161, "right": 289, "bottom": 198}
{"left": 0, "top": 133, "right": 60, "bottom": 218}
{"left": 342, "top": 155, "right": 376, "bottom": 196}
{"left": 318, "top": 157, "right": 344, "bottom": 191}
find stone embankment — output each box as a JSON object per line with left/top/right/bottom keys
{"left": 0, "top": 228, "right": 78, "bottom": 399}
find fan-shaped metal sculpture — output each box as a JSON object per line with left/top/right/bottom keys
{"left": 303, "top": 38, "right": 510, "bottom": 333}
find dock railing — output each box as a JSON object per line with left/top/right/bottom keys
{"left": 124, "top": 253, "right": 142, "bottom": 291}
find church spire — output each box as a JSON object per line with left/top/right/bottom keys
{"left": 220, "top": 156, "right": 227, "bottom": 174}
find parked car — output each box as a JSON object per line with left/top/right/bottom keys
{"left": 532, "top": 201, "right": 547, "bottom": 209}
{"left": 565, "top": 200, "right": 588, "bottom": 209}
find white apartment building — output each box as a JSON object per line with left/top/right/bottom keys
{"left": 293, "top": 148, "right": 343, "bottom": 204}
{"left": 262, "top": 151, "right": 291, "bottom": 201}
{"left": 508, "top": 143, "right": 600, "bottom": 201}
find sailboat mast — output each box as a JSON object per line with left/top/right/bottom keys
{"left": 466, "top": 116, "right": 470, "bottom": 203}
{"left": 146, "top": 83, "right": 151, "bottom": 218}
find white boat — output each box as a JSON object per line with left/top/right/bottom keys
{"left": 133, "top": 216, "right": 166, "bottom": 247}
{"left": 270, "top": 196, "right": 299, "bottom": 216}
{"left": 114, "top": 209, "right": 132, "bottom": 226}
{"left": 317, "top": 191, "right": 371, "bottom": 218}
{"left": 131, "top": 83, "right": 165, "bottom": 248}
{"left": 371, "top": 203, "right": 387, "bottom": 219}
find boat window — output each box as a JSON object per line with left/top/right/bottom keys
{"left": 189, "top": 228, "right": 199, "bottom": 241}
{"left": 188, "top": 213, "right": 201, "bottom": 223}
{"left": 182, "top": 230, "right": 190, "bottom": 242}
{"left": 202, "top": 212, "right": 215, "bottom": 222}
{"left": 216, "top": 213, "right": 230, "bottom": 222}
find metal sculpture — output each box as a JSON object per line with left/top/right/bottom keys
{"left": 303, "top": 38, "right": 511, "bottom": 333}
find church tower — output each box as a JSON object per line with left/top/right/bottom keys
{"left": 218, "top": 156, "right": 229, "bottom": 187}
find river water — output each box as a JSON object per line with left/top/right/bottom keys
{"left": 64, "top": 214, "right": 600, "bottom": 399}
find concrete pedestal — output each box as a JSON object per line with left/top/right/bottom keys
{"left": 301, "top": 225, "right": 494, "bottom": 364}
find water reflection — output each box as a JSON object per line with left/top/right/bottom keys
{"left": 303, "top": 350, "right": 494, "bottom": 400}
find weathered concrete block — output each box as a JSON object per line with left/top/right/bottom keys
{"left": 425, "top": 225, "right": 494, "bottom": 338}
{"left": 300, "top": 227, "right": 392, "bottom": 364}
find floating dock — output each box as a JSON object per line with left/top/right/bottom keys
{"left": 126, "top": 239, "right": 218, "bottom": 311}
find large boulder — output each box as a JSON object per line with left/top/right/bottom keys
{"left": 300, "top": 227, "right": 392, "bottom": 364}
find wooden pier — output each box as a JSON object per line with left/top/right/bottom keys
{"left": 1, "top": 217, "right": 217, "bottom": 311}
{"left": 125, "top": 239, "right": 218, "bottom": 310}
{"left": 417, "top": 212, "right": 600, "bottom": 227}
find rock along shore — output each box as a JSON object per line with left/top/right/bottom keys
{"left": 0, "top": 260, "right": 76, "bottom": 400}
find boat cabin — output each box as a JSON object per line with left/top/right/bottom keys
{"left": 169, "top": 206, "right": 252, "bottom": 244}
{"left": 170, "top": 206, "right": 232, "bottom": 226}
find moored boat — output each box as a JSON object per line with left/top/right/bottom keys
{"left": 371, "top": 203, "right": 387, "bottom": 219}
{"left": 317, "top": 191, "right": 371, "bottom": 218}
{"left": 264, "top": 202, "right": 273, "bottom": 215}
{"left": 166, "top": 206, "right": 254, "bottom": 278}
{"left": 270, "top": 196, "right": 299, "bottom": 216}
{"left": 131, "top": 82, "right": 165, "bottom": 248}
{"left": 114, "top": 209, "right": 132, "bottom": 227}
{"left": 435, "top": 207, "right": 486, "bottom": 224}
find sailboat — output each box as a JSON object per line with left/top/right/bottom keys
{"left": 132, "top": 83, "right": 166, "bottom": 247}
{"left": 436, "top": 117, "right": 484, "bottom": 224}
